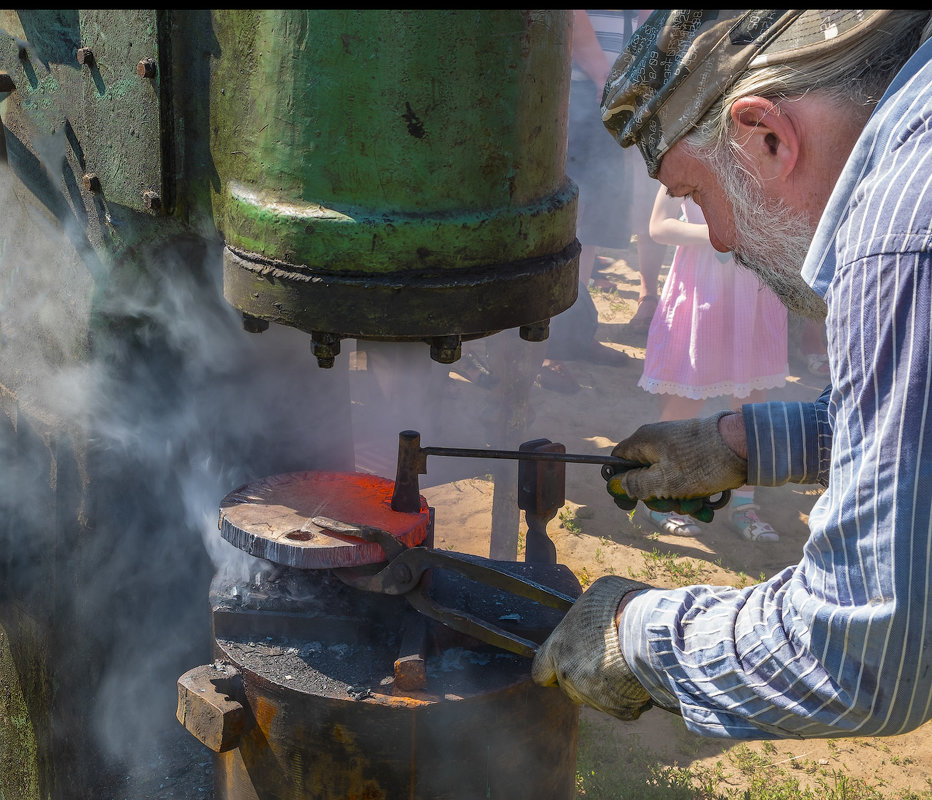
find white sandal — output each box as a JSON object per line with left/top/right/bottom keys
{"left": 728, "top": 504, "right": 779, "bottom": 542}
{"left": 648, "top": 509, "right": 701, "bottom": 537}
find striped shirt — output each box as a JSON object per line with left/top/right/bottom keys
{"left": 621, "top": 38, "right": 932, "bottom": 738}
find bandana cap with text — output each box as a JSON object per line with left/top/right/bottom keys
{"left": 601, "top": 10, "right": 894, "bottom": 178}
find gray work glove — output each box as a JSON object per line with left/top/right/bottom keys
{"left": 608, "top": 411, "right": 747, "bottom": 505}
{"left": 532, "top": 575, "right": 653, "bottom": 721}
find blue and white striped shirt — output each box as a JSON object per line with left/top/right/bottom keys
{"left": 621, "top": 38, "right": 932, "bottom": 738}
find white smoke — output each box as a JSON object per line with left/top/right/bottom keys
{"left": 0, "top": 161, "right": 359, "bottom": 792}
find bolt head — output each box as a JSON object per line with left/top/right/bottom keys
{"left": 520, "top": 321, "right": 551, "bottom": 342}
{"left": 136, "top": 58, "right": 156, "bottom": 78}
{"left": 82, "top": 173, "right": 101, "bottom": 193}
{"left": 242, "top": 314, "right": 269, "bottom": 334}
{"left": 77, "top": 47, "right": 94, "bottom": 66}
{"left": 430, "top": 334, "right": 462, "bottom": 364}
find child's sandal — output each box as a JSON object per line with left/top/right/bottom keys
{"left": 728, "top": 504, "right": 779, "bottom": 542}
{"left": 648, "top": 509, "right": 701, "bottom": 537}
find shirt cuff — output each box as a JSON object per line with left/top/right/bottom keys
{"left": 742, "top": 400, "right": 823, "bottom": 486}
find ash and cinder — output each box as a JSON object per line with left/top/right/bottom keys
{"left": 209, "top": 559, "right": 577, "bottom": 699}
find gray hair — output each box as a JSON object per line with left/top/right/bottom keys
{"left": 685, "top": 11, "right": 932, "bottom": 162}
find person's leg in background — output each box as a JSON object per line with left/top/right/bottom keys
{"left": 799, "top": 318, "right": 830, "bottom": 378}
{"left": 626, "top": 156, "right": 666, "bottom": 334}
{"left": 541, "top": 69, "right": 631, "bottom": 394}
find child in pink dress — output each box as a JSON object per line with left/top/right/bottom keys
{"left": 640, "top": 190, "right": 788, "bottom": 541}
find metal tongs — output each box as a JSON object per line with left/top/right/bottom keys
{"left": 391, "top": 429, "right": 730, "bottom": 523}
{"left": 315, "top": 516, "right": 576, "bottom": 659}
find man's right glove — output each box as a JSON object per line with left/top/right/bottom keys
{"left": 607, "top": 411, "right": 747, "bottom": 509}
{"left": 532, "top": 575, "right": 654, "bottom": 721}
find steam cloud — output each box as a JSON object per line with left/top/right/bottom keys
{"left": 0, "top": 158, "right": 359, "bottom": 792}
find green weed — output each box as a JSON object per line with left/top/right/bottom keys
{"left": 631, "top": 547, "right": 709, "bottom": 587}
{"left": 589, "top": 287, "right": 627, "bottom": 320}
{"left": 575, "top": 724, "right": 932, "bottom": 799}
{"left": 560, "top": 508, "right": 583, "bottom": 534}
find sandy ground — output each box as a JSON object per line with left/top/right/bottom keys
{"left": 349, "top": 244, "right": 932, "bottom": 797}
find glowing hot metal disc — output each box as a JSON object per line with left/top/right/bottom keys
{"left": 218, "top": 471, "right": 430, "bottom": 569}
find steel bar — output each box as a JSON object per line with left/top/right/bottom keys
{"left": 420, "top": 445, "right": 641, "bottom": 470}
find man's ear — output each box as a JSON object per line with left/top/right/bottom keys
{"left": 730, "top": 96, "right": 799, "bottom": 181}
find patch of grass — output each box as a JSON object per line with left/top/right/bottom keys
{"left": 575, "top": 719, "right": 713, "bottom": 799}
{"left": 575, "top": 722, "right": 932, "bottom": 800}
{"left": 630, "top": 547, "right": 710, "bottom": 587}
{"left": 560, "top": 507, "right": 583, "bottom": 534}
{"left": 589, "top": 287, "right": 627, "bottom": 321}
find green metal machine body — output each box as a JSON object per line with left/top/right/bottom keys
{"left": 212, "top": 10, "right": 578, "bottom": 365}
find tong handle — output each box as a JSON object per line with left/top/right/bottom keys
{"left": 399, "top": 548, "right": 577, "bottom": 609}
{"left": 397, "top": 548, "right": 576, "bottom": 658}
{"left": 404, "top": 579, "right": 541, "bottom": 659}
{"left": 322, "top": 517, "right": 578, "bottom": 659}
{"left": 600, "top": 464, "right": 731, "bottom": 520}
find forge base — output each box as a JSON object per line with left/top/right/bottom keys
{"left": 212, "top": 671, "right": 578, "bottom": 800}
{"left": 208, "top": 566, "right": 580, "bottom": 799}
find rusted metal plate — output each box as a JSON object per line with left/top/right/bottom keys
{"left": 210, "top": 626, "right": 580, "bottom": 799}
{"left": 218, "top": 471, "right": 430, "bottom": 569}
{"left": 176, "top": 663, "right": 252, "bottom": 753}
{"left": 76, "top": 9, "right": 166, "bottom": 212}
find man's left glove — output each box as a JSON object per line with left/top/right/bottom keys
{"left": 532, "top": 575, "right": 653, "bottom": 721}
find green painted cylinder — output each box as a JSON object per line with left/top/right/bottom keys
{"left": 210, "top": 10, "right": 579, "bottom": 362}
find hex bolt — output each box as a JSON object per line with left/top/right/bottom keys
{"left": 429, "top": 334, "right": 462, "bottom": 365}
{"left": 520, "top": 320, "right": 550, "bottom": 342}
{"left": 142, "top": 190, "right": 161, "bottom": 211}
{"left": 242, "top": 313, "right": 269, "bottom": 334}
{"left": 76, "top": 47, "right": 94, "bottom": 67}
{"left": 82, "top": 173, "right": 101, "bottom": 193}
{"left": 136, "top": 57, "right": 157, "bottom": 79}
{"left": 311, "top": 332, "right": 341, "bottom": 368}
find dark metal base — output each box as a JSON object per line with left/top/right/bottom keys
{"left": 222, "top": 241, "right": 580, "bottom": 345}
{"left": 206, "top": 567, "right": 580, "bottom": 800}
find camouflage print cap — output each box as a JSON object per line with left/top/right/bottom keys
{"left": 601, "top": 10, "right": 895, "bottom": 178}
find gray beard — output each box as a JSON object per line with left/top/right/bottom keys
{"left": 708, "top": 153, "right": 828, "bottom": 321}
{"left": 731, "top": 209, "right": 828, "bottom": 322}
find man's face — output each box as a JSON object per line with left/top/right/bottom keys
{"left": 656, "top": 144, "right": 737, "bottom": 253}
{"left": 657, "top": 140, "right": 827, "bottom": 321}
